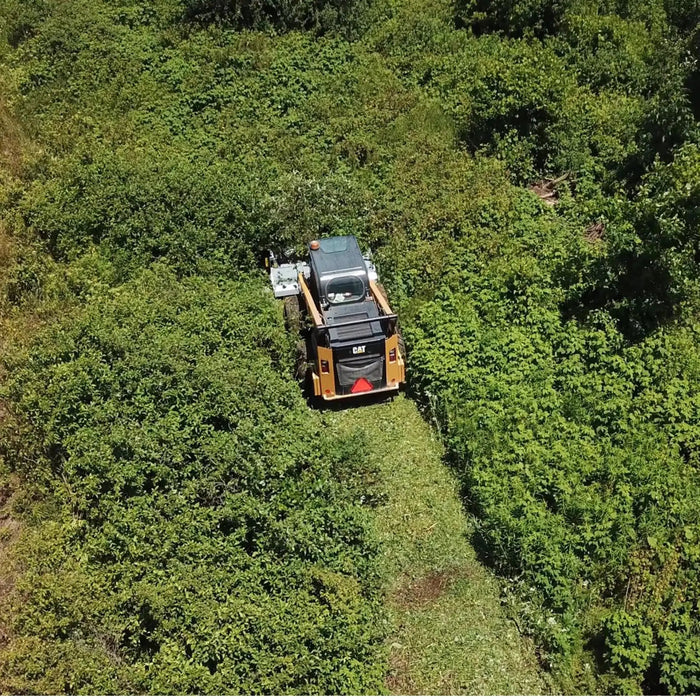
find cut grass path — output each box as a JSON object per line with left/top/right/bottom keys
{"left": 325, "top": 396, "right": 549, "bottom": 695}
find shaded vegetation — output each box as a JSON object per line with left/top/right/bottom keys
{"left": 183, "top": 0, "right": 366, "bottom": 35}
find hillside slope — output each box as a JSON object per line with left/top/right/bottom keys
{"left": 0, "top": 0, "right": 698, "bottom": 691}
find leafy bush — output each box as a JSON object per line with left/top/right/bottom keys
{"left": 450, "top": 0, "right": 695, "bottom": 188}
{"left": 397, "top": 185, "right": 700, "bottom": 692}
{"left": 0, "top": 269, "right": 385, "bottom": 694}
{"left": 456, "top": 0, "right": 671, "bottom": 38}
{"left": 19, "top": 147, "right": 269, "bottom": 277}
{"left": 633, "top": 144, "right": 700, "bottom": 284}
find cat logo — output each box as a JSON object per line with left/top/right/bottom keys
{"left": 352, "top": 345, "right": 366, "bottom": 355}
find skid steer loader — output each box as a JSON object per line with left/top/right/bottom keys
{"left": 267, "top": 236, "right": 405, "bottom": 400}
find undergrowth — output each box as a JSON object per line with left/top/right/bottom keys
{"left": 0, "top": 0, "right": 698, "bottom": 692}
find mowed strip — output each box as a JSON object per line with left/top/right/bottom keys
{"left": 326, "top": 396, "right": 547, "bottom": 695}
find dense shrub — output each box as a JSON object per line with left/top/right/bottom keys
{"left": 406, "top": 284, "right": 693, "bottom": 692}
{"left": 183, "top": 0, "right": 365, "bottom": 34}
{"left": 449, "top": 0, "right": 695, "bottom": 189}
{"left": 381, "top": 0, "right": 700, "bottom": 688}
{"left": 456, "top": 0, "right": 672, "bottom": 38}
{"left": 396, "top": 180, "right": 700, "bottom": 693}
{"left": 1, "top": 0, "right": 699, "bottom": 693}
{"left": 0, "top": 269, "right": 385, "bottom": 694}
{"left": 19, "top": 148, "right": 269, "bottom": 277}
{"left": 634, "top": 144, "right": 700, "bottom": 269}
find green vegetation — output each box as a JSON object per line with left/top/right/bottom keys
{"left": 329, "top": 397, "right": 546, "bottom": 694}
{"left": 0, "top": 0, "right": 698, "bottom": 693}
{"left": 0, "top": 269, "right": 385, "bottom": 693}
{"left": 386, "top": 2, "right": 700, "bottom": 693}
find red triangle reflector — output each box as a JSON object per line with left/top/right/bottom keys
{"left": 351, "top": 377, "right": 374, "bottom": 393}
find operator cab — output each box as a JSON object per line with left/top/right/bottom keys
{"left": 308, "top": 236, "right": 368, "bottom": 306}
{"left": 308, "top": 236, "right": 384, "bottom": 346}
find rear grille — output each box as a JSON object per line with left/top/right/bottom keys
{"left": 336, "top": 355, "right": 384, "bottom": 391}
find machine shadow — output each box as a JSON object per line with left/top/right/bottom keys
{"left": 310, "top": 391, "right": 398, "bottom": 412}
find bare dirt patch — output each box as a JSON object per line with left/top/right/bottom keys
{"left": 585, "top": 221, "right": 605, "bottom": 245}
{"left": 0, "top": 100, "right": 27, "bottom": 177}
{"left": 393, "top": 570, "right": 455, "bottom": 610}
{"left": 529, "top": 172, "right": 570, "bottom": 206}
{"left": 391, "top": 565, "right": 476, "bottom": 612}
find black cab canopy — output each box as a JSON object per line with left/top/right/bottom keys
{"left": 308, "top": 236, "right": 369, "bottom": 304}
